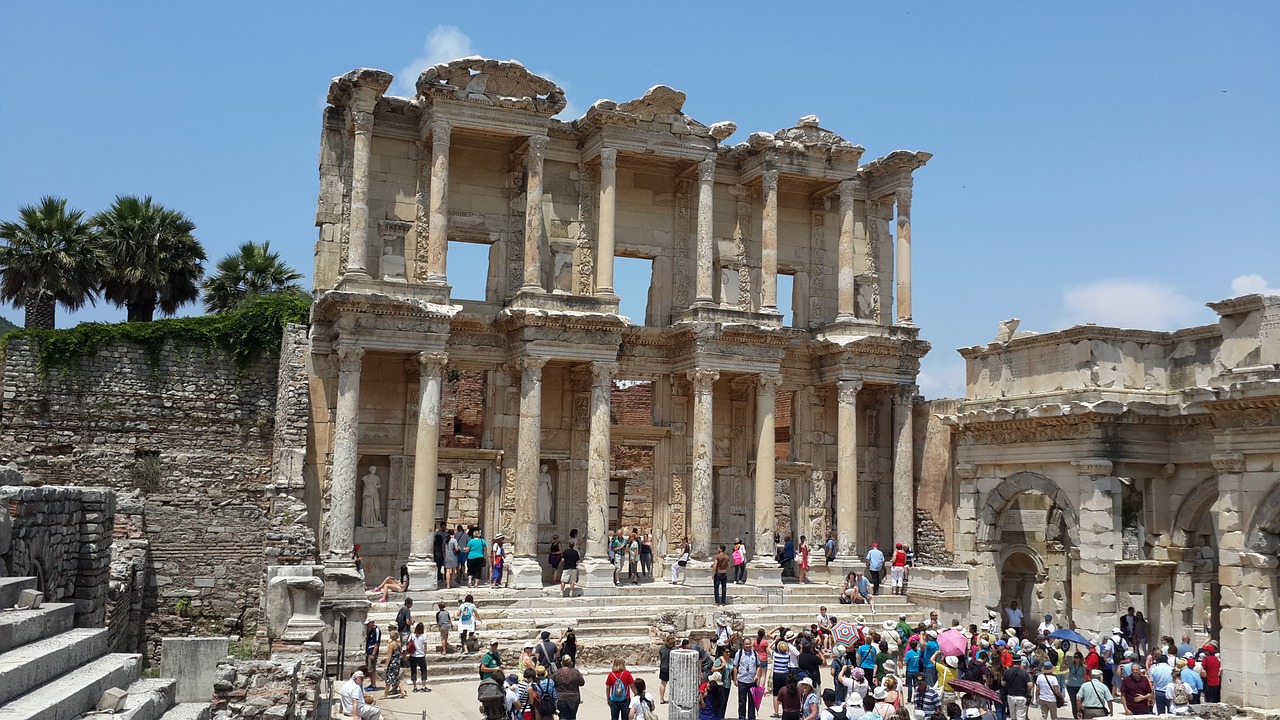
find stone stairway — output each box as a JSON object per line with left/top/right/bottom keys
{"left": 0, "top": 576, "right": 210, "bottom": 720}
{"left": 365, "top": 578, "right": 927, "bottom": 684}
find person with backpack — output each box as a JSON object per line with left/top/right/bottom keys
{"left": 434, "top": 601, "right": 453, "bottom": 656}
{"left": 819, "top": 687, "right": 848, "bottom": 720}
{"left": 606, "top": 658, "right": 636, "bottom": 720}
{"left": 732, "top": 539, "right": 748, "bottom": 584}
{"left": 628, "top": 677, "right": 657, "bottom": 720}
{"left": 458, "top": 594, "right": 479, "bottom": 653}
{"left": 530, "top": 665, "right": 557, "bottom": 720}
{"left": 477, "top": 673, "right": 508, "bottom": 720}
{"left": 535, "top": 631, "right": 560, "bottom": 674}
{"left": 734, "top": 640, "right": 761, "bottom": 720}
{"left": 1165, "top": 665, "right": 1193, "bottom": 715}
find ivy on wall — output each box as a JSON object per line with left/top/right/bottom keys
{"left": 2, "top": 292, "right": 310, "bottom": 378}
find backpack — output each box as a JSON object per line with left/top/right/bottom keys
{"left": 641, "top": 696, "right": 658, "bottom": 720}
{"left": 830, "top": 707, "right": 849, "bottom": 720}
{"left": 526, "top": 683, "right": 542, "bottom": 715}
{"left": 609, "top": 673, "right": 629, "bottom": 702}
{"left": 1172, "top": 681, "right": 1190, "bottom": 706}
{"left": 462, "top": 604, "right": 474, "bottom": 622}
{"left": 537, "top": 679, "right": 556, "bottom": 718}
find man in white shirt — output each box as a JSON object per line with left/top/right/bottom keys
{"left": 1005, "top": 601, "right": 1024, "bottom": 639}
{"left": 339, "top": 670, "right": 381, "bottom": 718}
{"left": 1037, "top": 614, "right": 1056, "bottom": 639}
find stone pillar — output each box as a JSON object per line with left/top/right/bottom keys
{"left": 892, "top": 384, "right": 916, "bottom": 549}
{"left": 836, "top": 180, "right": 858, "bottom": 321}
{"left": 693, "top": 155, "right": 716, "bottom": 306}
{"left": 836, "top": 378, "right": 861, "bottom": 556}
{"left": 328, "top": 345, "right": 364, "bottom": 563}
{"left": 510, "top": 356, "right": 547, "bottom": 587}
{"left": 595, "top": 148, "right": 617, "bottom": 297}
{"left": 1071, "top": 458, "right": 1121, "bottom": 638}
{"left": 754, "top": 373, "right": 783, "bottom": 586}
{"left": 520, "top": 135, "right": 549, "bottom": 292}
{"left": 345, "top": 110, "right": 375, "bottom": 279}
{"left": 406, "top": 351, "right": 447, "bottom": 590}
{"left": 426, "top": 119, "right": 451, "bottom": 284}
{"left": 688, "top": 368, "right": 718, "bottom": 558}
{"left": 668, "top": 648, "right": 700, "bottom": 720}
{"left": 581, "top": 362, "right": 617, "bottom": 588}
{"left": 895, "top": 187, "right": 913, "bottom": 326}
{"left": 761, "top": 169, "right": 780, "bottom": 313}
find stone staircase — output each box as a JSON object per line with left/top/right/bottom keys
{"left": 365, "top": 578, "right": 927, "bottom": 684}
{"left": 0, "top": 576, "right": 209, "bottom": 720}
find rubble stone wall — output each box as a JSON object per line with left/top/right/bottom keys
{"left": 211, "top": 651, "right": 323, "bottom": 720}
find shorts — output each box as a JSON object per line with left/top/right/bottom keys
{"left": 561, "top": 568, "right": 579, "bottom": 584}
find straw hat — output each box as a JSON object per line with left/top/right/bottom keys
{"left": 883, "top": 659, "right": 898, "bottom": 674}
{"left": 855, "top": 615, "right": 867, "bottom": 625}
{"left": 1005, "top": 628, "right": 1018, "bottom": 638}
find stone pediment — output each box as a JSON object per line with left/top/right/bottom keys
{"left": 734, "top": 115, "right": 864, "bottom": 161}
{"left": 416, "top": 57, "right": 566, "bottom": 116}
{"left": 860, "top": 149, "right": 933, "bottom": 174}
{"left": 578, "top": 85, "right": 736, "bottom": 142}
{"left": 327, "top": 68, "right": 393, "bottom": 107}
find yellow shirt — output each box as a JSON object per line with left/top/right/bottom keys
{"left": 935, "top": 662, "right": 958, "bottom": 691}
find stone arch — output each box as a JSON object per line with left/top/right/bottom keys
{"left": 977, "top": 471, "right": 1079, "bottom": 546}
{"left": 1171, "top": 478, "right": 1218, "bottom": 548}
{"left": 998, "top": 543, "right": 1047, "bottom": 579}
{"left": 1245, "top": 480, "right": 1280, "bottom": 556}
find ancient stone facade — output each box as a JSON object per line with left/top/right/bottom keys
{"left": 308, "top": 58, "right": 930, "bottom": 592}
{"left": 942, "top": 294, "right": 1280, "bottom": 709}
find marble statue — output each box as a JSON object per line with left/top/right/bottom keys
{"left": 361, "top": 465, "right": 384, "bottom": 527}
{"left": 537, "top": 463, "right": 553, "bottom": 525}
{"left": 381, "top": 242, "right": 405, "bottom": 280}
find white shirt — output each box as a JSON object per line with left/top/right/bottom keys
{"left": 1006, "top": 607, "right": 1023, "bottom": 627}
{"left": 1039, "top": 621, "right": 1056, "bottom": 636}
{"left": 339, "top": 678, "right": 365, "bottom": 714}
{"left": 629, "top": 691, "right": 656, "bottom": 717}
{"left": 1036, "top": 673, "right": 1061, "bottom": 702}
{"left": 817, "top": 613, "right": 833, "bottom": 629}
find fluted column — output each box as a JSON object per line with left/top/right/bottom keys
{"left": 586, "top": 362, "right": 616, "bottom": 557}
{"left": 426, "top": 119, "right": 451, "bottom": 284}
{"left": 514, "top": 356, "right": 547, "bottom": 557}
{"left": 754, "top": 373, "right": 782, "bottom": 559}
{"left": 410, "top": 352, "right": 447, "bottom": 558}
{"left": 694, "top": 156, "right": 716, "bottom": 306}
{"left": 895, "top": 187, "right": 913, "bottom": 325}
{"left": 345, "top": 110, "right": 375, "bottom": 279}
{"left": 688, "top": 368, "right": 719, "bottom": 558}
{"left": 329, "top": 345, "right": 365, "bottom": 560}
{"left": 836, "top": 180, "right": 858, "bottom": 320}
{"left": 595, "top": 148, "right": 618, "bottom": 297}
{"left": 836, "top": 378, "right": 861, "bottom": 556}
{"left": 892, "top": 384, "right": 916, "bottom": 548}
{"left": 520, "top": 135, "right": 549, "bottom": 292}
{"left": 761, "top": 169, "right": 779, "bottom": 312}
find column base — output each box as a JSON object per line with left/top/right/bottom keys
{"left": 506, "top": 557, "right": 545, "bottom": 590}
{"left": 579, "top": 558, "right": 619, "bottom": 589}
{"left": 750, "top": 559, "right": 783, "bottom": 587}
{"left": 406, "top": 560, "right": 438, "bottom": 593}
{"left": 679, "top": 559, "right": 715, "bottom": 588}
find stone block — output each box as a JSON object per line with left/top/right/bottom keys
{"left": 162, "top": 636, "right": 230, "bottom": 703}
{"left": 97, "top": 686, "right": 128, "bottom": 712}
{"left": 16, "top": 589, "right": 41, "bottom": 609}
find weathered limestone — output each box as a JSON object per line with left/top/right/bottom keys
{"left": 327, "top": 345, "right": 363, "bottom": 564}
{"left": 894, "top": 187, "right": 913, "bottom": 325}
{"left": 333, "top": 70, "right": 393, "bottom": 281}
{"left": 688, "top": 368, "right": 718, "bottom": 558}
{"left": 161, "top": 637, "right": 229, "bottom": 703}
{"left": 426, "top": 119, "right": 451, "bottom": 284}
{"left": 836, "top": 379, "right": 861, "bottom": 555}
{"left": 407, "top": 351, "right": 447, "bottom": 589}
{"left": 753, "top": 373, "right": 781, "bottom": 563}
{"left": 595, "top": 148, "right": 617, "bottom": 297}
{"left": 521, "top": 135, "right": 549, "bottom": 293}
{"left": 892, "top": 384, "right": 916, "bottom": 548}
{"left": 510, "top": 356, "right": 547, "bottom": 587}
{"left": 586, "top": 362, "right": 615, "bottom": 558}
{"left": 835, "top": 180, "right": 858, "bottom": 321}
{"left": 668, "top": 648, "right": 700, "bottom": 720}
{"left": 760, "top": 169, "right": 779, "bottom": 313}
{"left": 694, "top": 156, "right": 716, "bottom": 306}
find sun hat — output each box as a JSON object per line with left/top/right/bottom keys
{"left": 716, "top": 617, "right": 728, "bottom": 626}
{"left": 856, "top": 616, "right": 867, "bottom": 625}
{"left": 1005, "top": 628, "right": 1018, "bottom": 638}
{"left": 352, "top": 669, "right": 365, "bottom": 679}
{"left": 872, "top": 687, "right": 887, "bottom": 700}
{"left": 1091, "top": 669, "right": 1103, "bottom": 677}
{"left": 799, "top": 676, "right": 814, "bottom": 687}
{"left": 899, "top": 613, "right": 907, "bottom": 619}
{"left": 523, "top": 641, "right": 535, "bottom": 649}
{"left": 945, "top": 656, "right": 959, "bottom": 668}
{"left": 710, "top": 671, "right": 723, "bottom": 683}
{"left": 988, "top": 610, "right": 998, "bottom": 619}
{"left": 1043, "top": 661, "right": 1054, "bottom": 670}
{"left": 1183, "top": 651, "right": 1193, "bottom": 659}
{"left": 835, "top": 644, "right": 847, "bottom": 655}
{"left": 965, "top": 709, "right": 983, "bottom": 719}
{"left": 847, "top": 693, "right": 864, "bottom": 707}
{"left": 882, "top": 620, "right": 896, "bottom": 631}
{"left": 883, "top": 660, "right": 897, "bottom": 674}
{"left": 853, "top": 668, "right": 865, "bottom": 680}
{"left": 506, "top": 673, "right": 519, "bottom": 685}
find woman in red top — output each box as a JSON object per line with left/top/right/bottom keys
{"left": 606, "top": 658, "right": 636, "bottom": 720}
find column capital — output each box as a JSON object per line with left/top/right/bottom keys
{"left": 894, "top": 384, "right": 918, "bottom": 406}
{"left": 519, "top": 355, "right": 548, "bottom": 376}
{"left": 1211, "top": 452, "right": 1245, "bottom": 474}
{"left": 591, "top": 361, "right": 618, "bottom": 386}
{"left": 527, "top": 134, "right": 549, "bottom": 157}
{"left": 429, "top": 118, "right": 452, "bottom": 144}
{"left": 349, "top": 109, "right": 374, "bottom": 133}
{"left": 600, "top": 147, "right": 618, "bottom": 169}
{"left": 762, "top": 169, "right": 779, "bottom": 190}
{"left": 895, "top": 187, "right": 913, "bottom": 217}
{"left": 838, "top": 179, "right": 859, "bottom": 209}
{"left": 836, "top": 378, "right": 862, "bottom": 404}
{"left": 756, "top": 372, "right": 783, "bottom": 396}
{"left": 686, "top": 368, "right": 719, "bottom": 392}
{"left": 698, "top": 155, "right": 717, "bottom": 182}
{"left": 336, "top": 345, "right": 365, "bottom": 373}
{"left": 416, "top": 351, "right": 448, "bottom": 376}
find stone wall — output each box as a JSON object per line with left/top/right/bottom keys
{"left": 211, "top": 652, "right": 323, "bottom": 720}
{"left": 915, "top": 399, "right": 958, "bottom": 562}
{"left": 0, "top": 484, "right": 113, "bottom": 628}
{"left": 0, "top": 334, "right": 316, "bottom": 662}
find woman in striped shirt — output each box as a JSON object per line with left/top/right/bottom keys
{"left": 772, "top": 640, "right": 793, "bottom": 718}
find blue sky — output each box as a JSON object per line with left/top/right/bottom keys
{"left": 2, "top": 2, "right": 1277, "bottom": 398}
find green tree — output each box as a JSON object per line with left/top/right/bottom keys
{"left": 202, "top": 241, "right": 305, "bottom": 314}
{"left": 92, "top": 195, "right": 206, "bottom": 322}
{"left": 0, "top": 196, "right": 105, "bottom": 329}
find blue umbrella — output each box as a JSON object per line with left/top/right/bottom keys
{"left": 1048, "top": 628, "right": 1090, "bottom": 646}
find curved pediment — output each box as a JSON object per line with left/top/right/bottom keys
{"left": 578, "top": 85, "right": 737, "bottom": 142}
{"left": 737, "top": 115, "right": 864, "bottom": 160}
{"left": 416, "top": 57, "right": 566, "bottom": 116}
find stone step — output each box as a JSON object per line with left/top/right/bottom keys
{"left": 156, "top": 703, "right": 212, "bottom": 720}
{"left": 0, "top": 603, "right": 76, "bottom": 654}
{"left": 0, "top": 627, "right": 110, "bottom": 706}
{"left": 82, "top": 677, "right": 177, "bottom": 720}
{"left": 0, "top": 652, "right": 142, "bottom": 720}
{"left": 0, "top": 578, "right": 36, "bottom": 610}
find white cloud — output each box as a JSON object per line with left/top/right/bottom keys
{"left": 1058, "top": 279, "right": 1206, "bottom": 331}
{"left": 393, "top": 26, "right": 474, "bottom": 97}
{"left": 918, "top": 356, "right": 967, "bottom": 400}
{"left": 1231, "top": 273, "right": 1280, "bottom": 297}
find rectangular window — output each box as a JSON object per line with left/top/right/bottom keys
{"left": 609, "top": 477, "right": 625, "bottom": 529}
{"left": 614, "top": 256, "right": 654, "bottom": 326}
{"left": 446, "top": 240, "right": 491, "bottom": 302}
{"left": 434, "top": 474, "right": 450, "bottom": 525}
{"left": 777, "top": 272, "right": 795, "bottom": 326}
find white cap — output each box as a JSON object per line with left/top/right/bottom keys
{"left": 799, "top": 676, "right": 814, "bottom": 686}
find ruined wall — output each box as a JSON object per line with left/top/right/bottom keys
{"left": 0, "top": 334, "right": 316, "bottom": 662}
{"left": 915, "top": 398, "right": 958, "bottom": 564}
{"left": 211, "top": 652, "right": 323, "bottom": 720}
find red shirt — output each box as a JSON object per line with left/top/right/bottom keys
{"left": 606, "top": 670, "right": 634, "bottom": 699}
{"left": 1201, "top": 653, "right": 1221, "bottom": 686}
{"left": 1084, "top": 650, "right": 1100, "bottom": 671}
{"left": 893, "top": 550, "right": 907, "bottom": 567}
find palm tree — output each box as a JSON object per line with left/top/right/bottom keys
{"left": 202, "top": 241, "right": 305, "bottom": 313}
{"left": 92, "top": 195, "right": 206, "bottom": 322}
{"left": 0, "top": 196, "right": 105, "bottom": 329}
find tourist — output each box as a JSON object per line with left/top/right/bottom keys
{"left": 699, "top": 672, "right": 722, "bottom": 720}
{"left": 1165, "top": 662, "right": 1194, "bottom": 715}
{"left": 466, "top": 528, "right": 487, "bottom": 588}
{"left": 659, "top": 636, "right": 676, "bottom": 704}
{"left": 1200, "top": 642, "right": 1221, "bottom": 703}
{"left": 819, "top": 688, "right": 845, "bottom": 720}
{"left": 1175, "top": 634, "right": 1194, "bottom": 659}
{"left": 672, "top": 538, "right": 691, "bottom": 584}
{"left": 554, "top": 655, "right": 586, "bottom": 719}
{"left": 610, "top": 529, "right": 626, "bottom": 585}
{"left": 1120, "top": 662, "right": 1153, "bottom": 715}
{"left": 864, "top": 543, "right": 884, "bottom": 595}
{"left": 1034, "top": 661, "right": 1063, "bottom": 719}
{"left": 915, "top": 673, "right": 942, "bottom": 717}
{"left": 778, "top": 671, "right": 804, "bottom": 720}
{"left": 407, "top": 622, "right": 429, "bottom": 692}
{"left": 798, "top": 535, "right": 811, "bottom": 583}
{"left": 606, "top": 658, "right": 637, "bottom": 720}
{"left": 1132, "top": 611, "right": 1149, "bottom": 656}
{"left": 922, "top": 631, "right": 940, "bottom": 686}
{"left": 491, "top": 534, "right": 507, "bottom": 587}
{"left": 479, "top": 640, "right": 503, "bottom": 681}
{"left": 1179, "top": 654, "right": 1203, "bottom": 703}
{"left": 734, "top": 636, "right": 760, "bottom": 720}
{"left": 627, "top": 677, "right": 657, "bottom": 719}
{"left": 626, "top": 531, "right": 641, "bottom": 585}
{"left": 712, "top": 544, "right": 731, "bottom": 605}
{"left": 560, "top": 627, "right": 579, "bottom": 667}
{"left": 431, "top": 521, "right": 448, "bottom": 586}
{"left": 871, "top": 686, "right": 895, "bottom": 718}
{"left": 454, "top": 525, "right": 469, "bottom": 579}
{"left": 1074, "top": 669, "right": 1112, "bottom": 718}
{"left": 772, "top": 639, "right": 794, "bottom": 718}
{"left": 383, "top": 624, "right": 403, "bottom": 698}
{"left": 1119, "top": 607, "right": 1136, "bottom": 645}
{"left": 1148, "top": 653, "right": 1173, "bottom": 714}
{"left": 1000, "top": 657, "right": 1032, "bottom": 720}
{"left": 517, "top": 642, "right": 538, "bottom": 675}
{"left": 395, "top": 598, "right": 413, "bottom": 642}
{"left": 558, "top": 538, "right": 583, "bottom": 594}
{"left": 503, "top": 673, "right": 521, "bottom": 717}
{"left": 531, "top": 666, "right": 557, "bottom": 719}
{"left": 824, "top": 532, "right": 837, "bottom": 565}
{"left": 533, "top": 630, "right": 559, "bottom": 672}
{"left": 443, "top": 525, "right": 460, "bottom": 589}
{"left": 434, "top": 601, "right": 452, "bottom": 655}
{"left": 516, "top": 667, "right": 537, "bottom": 719}
{"left": 1063, "top": 650, "right": 1084, "bottom": 708}
{"left": 890, "top": 543, "right": 907, "bottom": 595}
{"left": 904, "top": 639, "right": 922, "bottom": 701}
{"left": 548, "top": 533, "right": 562, "bottom": 584}
{"left": 1004, "top": 601, "right": 1023, "bottom": 639}
{"left": 364, "top": 619, "right": 381, "bottom": 678}
{"left": 816, "top": 607, "right": 835, "bottom": 650}
{"left": 798, "top": 641, "right": 826, "bottom": 690}
{"left": 640, "top": 532, "right": 654, "bottom": 578}
{"left": 733, "top": 538, "right": 748, "bottom": 584}
{"left": 457, "top": 594, "right": 478, "bottom": 652}
{"left": 860, "top": 692, "right": 883, "bottom": 720}
{"left": 800, "top": 677, "right": 821, "bottom": 720}
{"left": 366, "top": 576, "right": 405, "bottom": 603}
{"left": 1036, "top": 615, "right": 1055, "bottom": 640}
{"left": 339, "top": 669, "right": 381, "bottom": 719}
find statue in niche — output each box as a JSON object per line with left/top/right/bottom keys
{"left": 856, "top": 281, "right": 876, "bottom": 320}
{"left": 381, "top": 240, "right": 405, "bottom": 280}
{"left": 361, "top": 466, "right": 384, "bottom": 527}
{"left": 537, "top": 464, "right": 554, "bottom": 525}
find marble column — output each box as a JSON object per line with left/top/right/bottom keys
{"left": 754, "top": 373, "right": 782, "bottom": 565}
{"left": 836, "top": 180, "right": 858, "bottom": 321}
{"left": 586, "top": 362, "right": 616, "bottom": 558}
{"left": 761, "top": 169, "right": 780, "bottom": 312}
{"left": 694, "top": 156, "right": 716, "bottom": 306}
{"left": 407, "top": 352, "right": 447, "bottom": 588}
{"left": 345, "top": 110, "right": 375, "bottom": 279}
{"left": 688, "top": 368, "right": 719, "bottom": 558}
{"left": 895, "top": 187, "right": 913, "bottom": 325}
{"left": 836, "top": 378, "right": 861, "bottom": 556}
{"left": 595, "top": 148, "right": 617, "bottom": 297}
{"left": 892, "top": 384, "right": 916, "bottom": 549}
{"left": 669, "top": 648, "right": 700, "bottom": 720}
{"left": 520, "top": 135, "right": 549, "bottom": 292}
{"left": 510, "top": 356, "right": 547, "bottom": 587}
{"left": 329, "top": 345, "right": 365, "bottom": 562}
{"left": 426, "top": 119, "right": 451, "bottom": 284}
